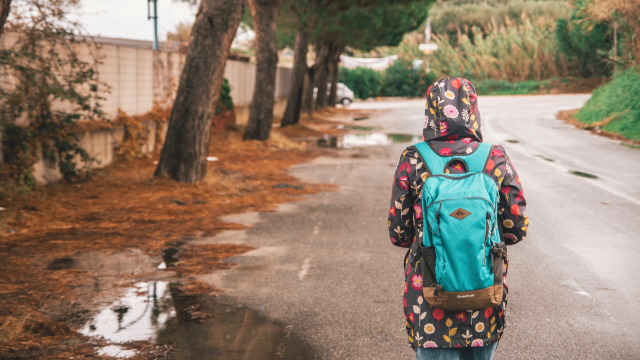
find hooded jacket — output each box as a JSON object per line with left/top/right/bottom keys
{"left": 388, "top": 77, "right": 528, "bottom": 349}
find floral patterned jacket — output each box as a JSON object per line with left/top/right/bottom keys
{"left": 388, "top": 78, "right": 528, "bottom": 350}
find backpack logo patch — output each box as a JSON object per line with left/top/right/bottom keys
{"left": 450, "top": 208, "right": 471, "bottom": 220}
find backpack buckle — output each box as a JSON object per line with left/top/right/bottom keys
{"left": 431, "top": 283, "right": 442, "bottom": 296}
{"left": 491, "top": 245, "right": 506, "bottom": 259}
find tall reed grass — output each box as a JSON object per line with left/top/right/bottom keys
{"left": 430, "top": 0, "right": 570, "bottom": 45}
{"left": 431, "top": 13, "right": 577, "bottom": 82}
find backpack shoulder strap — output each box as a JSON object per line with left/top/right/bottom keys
{"left": 413, "top": 142, "right": 493, "bottom": 175}
{"left": 465, "top": 142, "right": 493, "bottom": 173}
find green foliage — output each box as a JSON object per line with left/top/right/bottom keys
{"left": 334, "top": 2, "right": 431, "bottom": 51}
{"left": 556, "top": 6, "right": 613, "bottom": 78}
{"left": 0, "top": 0, "right": 105, "bottom": 193}
{"left": 429, "top": 0, "right": 570, "bottom": 45}
{"left": 339, "top": 67, "right": 382, "bottom": 99}
{"left": 380, "top": 58, "right": 437, "bottom": 98}
{"left": 216, "top": 78, "right": 234, "bottom": 115}
{"left": 574, "top": 68, "right": 640, "bottom": 142}
{"left": 339, "top": 59, "right": 437, "bottom": 99}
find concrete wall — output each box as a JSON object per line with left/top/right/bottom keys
{"left": 31, "top": 120, "right": 167, "bottom": 184}
{"left": 0, "top": 33, "right": 293, "bottom": 183}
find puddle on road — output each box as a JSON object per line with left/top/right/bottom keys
{"left": 159, "top": 287, "right": 317, "bottom": 360}
{"left": 569, "top": 170, "right": 599, "bottom": 179}
{"left": 81, "top": 281, "right": 316, "bottom": 359}
{"left": 318, "top": 133, "right": 421, "bottom": 148}
{"left": 345, "top": 126, "right": 376, "bottom": 131}
{"left": 535, "top": 155, "right": 556, "bottom": 162}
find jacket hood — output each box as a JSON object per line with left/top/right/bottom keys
{"left": 423, "top": 77, "right": 482, "bottom": 143}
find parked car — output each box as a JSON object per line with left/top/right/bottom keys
{"left": 313, "top": 83, "right": 355, "bottom": 106}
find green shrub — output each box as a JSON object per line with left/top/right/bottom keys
{"left": 340, "top": 59, "right": 437, "bottom": 99}
{"left": 380, "top": 58, "right": 437, "bottom": 98}
{"left": 473, "top": 79, "right": 548, "bottom": 95}
{"left": 339, "top": 66, "right": 383, "bottom": 99}
{"left": 216, "top": 78, "right": 234, "bottom": 115}
{"left": 574, "top": 68, "right": 640, "bottom": 141}
{"left": 556, "top": 9, "right": 613, "bottom": 78}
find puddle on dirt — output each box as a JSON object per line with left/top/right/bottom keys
{"left": 49, "top": 250, "right": 157, "bottom": 276}
{"left": 81, "top": 281, "right": 317, "bottom": 359}
{"left": 318, "top": 133, "right": 421, "bottom": 148}
{"left": 80, "top": 282, "right": 175, "bottom": 345}
{"left": 569, "top": 170, "right": 599, "bottom": 179}
{"left": 158, "top": 248, "right": 180, "bottom": 269}
{"left": 97, "top": 345, "right": 137, "bottom": 358}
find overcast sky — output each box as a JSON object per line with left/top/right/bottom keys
{"left": 76, "top": 0, "right": 197, "bottom": 41}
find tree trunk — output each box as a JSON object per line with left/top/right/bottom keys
{"left": 314, "top": 44, "right": 330, "bottom": 109}
{"left": 328, "top": 47, "right": 341, "bottom": 107}
{"left": 154, "top": 0, "right": 244, "bottom": 182}
{"left": 301, "top": 66, "right": 315, "bottom": 116}
{"left": 0, "top": 0, "right": 12, "bottom": 38}
{"left": 243, "top": 0, "right": 283, "bottom": 141}
{"left": 280, "top": 29, "right": 309, "bottom": 127}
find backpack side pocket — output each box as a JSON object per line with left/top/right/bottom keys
{"left": 491, "top": 243, "right": 506, "bottom": 286}
{"left": 409, "top": 245, "right": 437, "bottom": 288}
{"left": 420, "top": 246, "right": 437, "bottom": 288}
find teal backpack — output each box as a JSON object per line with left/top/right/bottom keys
{"left": 410, "top": 142, "right": 506, "bottom": 310}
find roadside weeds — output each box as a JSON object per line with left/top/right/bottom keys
{"left": 556, "top": 109, "right": 640, "bottom": 149}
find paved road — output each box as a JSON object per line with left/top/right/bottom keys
{"left": 201, "top": 95, "right": 640, "bottom": 359}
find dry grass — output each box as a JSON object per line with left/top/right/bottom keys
{"left": 0, "top": 126, "right": 334, "bottom": 358}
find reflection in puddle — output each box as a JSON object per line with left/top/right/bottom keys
{"left": 318, "top": 133, "right": 422, "bottom": 148}
{"left": 80, "top": 282, "right": 175, "bottom": 343}
{"left": 81, "top": 282, "right": 317, "bottom": 359}
{"left": 97, "top": 345, "right": 137, "bottom": 358}
{"left": 159, "top": 288, "right": 318, "bottom": 360}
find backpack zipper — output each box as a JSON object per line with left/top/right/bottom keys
{"left": 484, "top": 213, "right": 491, "bottom": 266}
{"left": 426, "top": 196, "right": 494, "bottom": 211}
{"left": 428, "top": 173, "right": 495, "bottom": 181}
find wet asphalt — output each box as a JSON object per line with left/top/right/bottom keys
{"left": 198, "top": 95, "right": 640, "bottom": 360}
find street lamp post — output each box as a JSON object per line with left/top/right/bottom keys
{"left": 148, "top": 0, "right": 159, "bottom": 51}
{"left": 419, "top": 18, "right": 438, "bottom": 73}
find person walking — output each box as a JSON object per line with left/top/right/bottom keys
{"left": 388, "top": 77, "right": 528, "bottom": 360}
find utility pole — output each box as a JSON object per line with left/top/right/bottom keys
{"left": 148, "top": 0, "right": 158, "bottom": 50}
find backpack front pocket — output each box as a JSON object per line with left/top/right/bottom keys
{"left": 426, "top": 197, "right": 495, "bottom": 293}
